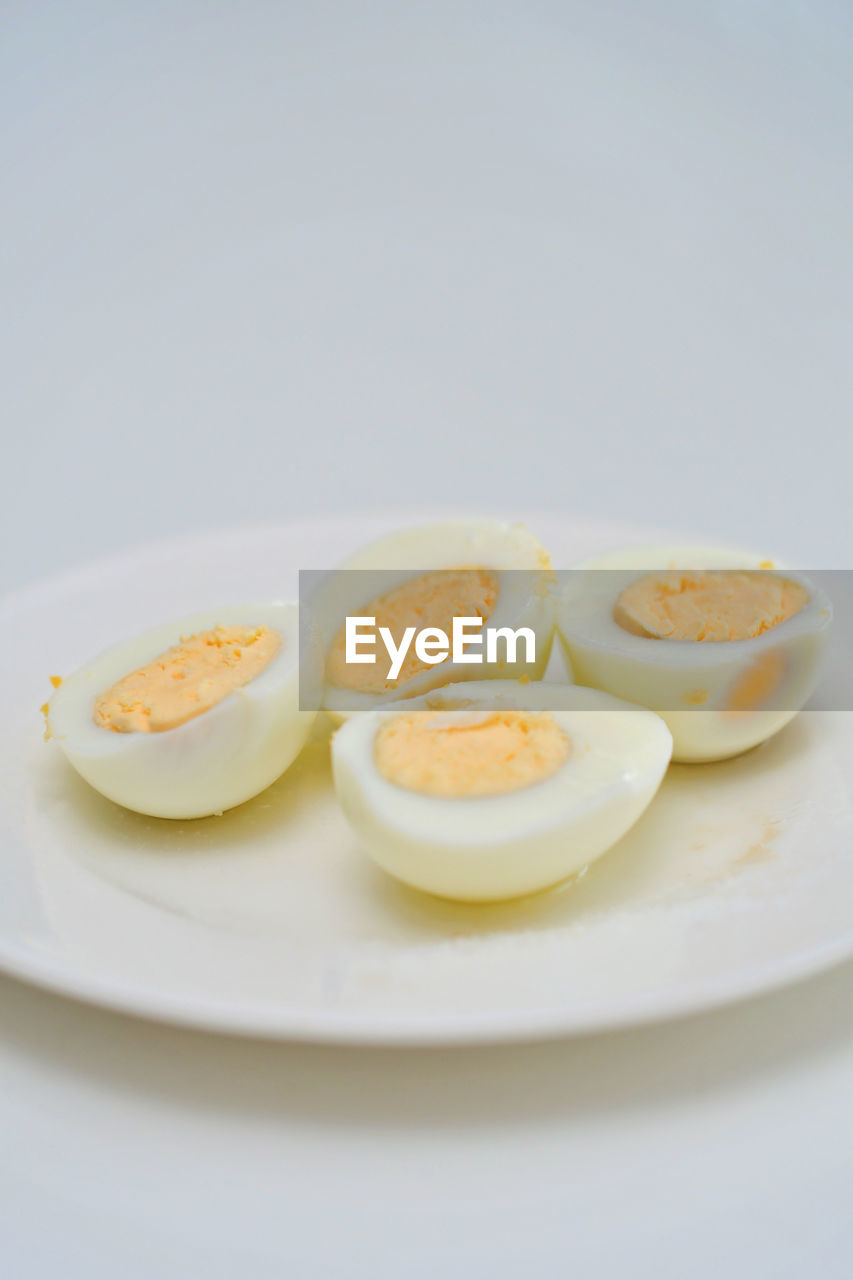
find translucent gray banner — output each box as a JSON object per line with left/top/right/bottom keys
{"left": 298, "top": 567, "right": 847, "bottom": 715}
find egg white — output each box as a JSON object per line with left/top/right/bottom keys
{"left": 332, "top": 679, "right": 672, "bottom": 902}
{"left": 47, "top": 602, "right": 316, "bottom": 819}
{"left": 308, "top": 520, "right": 560, "bottom": 718}
{"left": 555, "top": 546, "right": 832, "bottom": 762}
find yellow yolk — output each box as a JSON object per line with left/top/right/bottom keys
{"left": 614, "top": 571, "right": 808, "bottom": 642}
{"left": 327, "top": 568, "right": 499, "bottom": 694}
{"left": 725, "top": 648, "right": 787, "bottom": 713}
{"left": 93, "top": 625, "right": 281, "bottom": 733}
{"left": 374, "top": 708, "right": 571, "bottom": 797}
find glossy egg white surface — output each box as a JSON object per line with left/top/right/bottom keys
{"left": 556, "top": 546, "right": 832, "bottom": 763}
{"left": 310, "top": 520, "right": 560, "bottom": 717}
{"left": 332, "top": 679, "right": 672, "bottom": 902}
{"left": 47, "top": 602, "right": 315, "bottom": 819}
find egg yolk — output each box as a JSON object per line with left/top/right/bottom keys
{"left": 374, "top": 708, "right": 570, "bottom": 797}
{"left": 725, "top": 648, "right": 787, "bottom": 712}
{"left": 327, "top": 568, "right": 499, "bottom": 694}
{"left": 93, "top": 625, "right": 281, "bottom": 733}
{"left": 614, "top": 571, "right": 808, "bottom": 642}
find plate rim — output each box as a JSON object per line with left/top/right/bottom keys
{"left": 0, "top": 928, "right": 851, "bottom": 1045}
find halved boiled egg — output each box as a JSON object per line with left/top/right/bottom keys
{"left": 556, "top": 547, "right": 832, "bottom": 763}
{"left": 309, "top": 521, "right": 559, "bottom": 718}
{"left": 45, "top": 603, "right": 315, "bottom": 818}
{"left": 332, "top": 679, "right": 672, "bottom": 901}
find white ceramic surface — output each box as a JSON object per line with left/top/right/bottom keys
{"left": 3, "top": 516, "right": 851, "bottom": 1044}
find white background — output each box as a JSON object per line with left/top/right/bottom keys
{"left": 2, "top": 3, "right": 853, "bottom": 1276}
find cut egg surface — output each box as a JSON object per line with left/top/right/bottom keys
{"left": 556, "top": 547, "right": 832, "bottom": 763}
{"left": 309, "top": 521, "right": 560, "bottom": 717}
{"left": 332, "top": 680, "right": 673, "bottom": 902}
{"left": 46, "top": 603, "right": 315, "bottom": 819}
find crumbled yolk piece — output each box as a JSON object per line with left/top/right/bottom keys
{"left": 327, "top": 568, "right": 499, "bottom": 694}
{"left": 614, "top": 571, "right": 808, "bottom": 642}
{"left": 93, "top": 625, "right": 281, "bottom": 733}
{"left": 374, "top": 708, "right": 571, "bottom": 797}
{"left": 40, "top": 677, "right": 62, "bottom": 739}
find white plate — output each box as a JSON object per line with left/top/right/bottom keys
{"left": 2, "top": 515, "right": 852, "bottom": 1044}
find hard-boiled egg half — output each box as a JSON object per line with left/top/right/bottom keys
{"left": 332, "top": 679, "right": 672, "bottom": 901}
{"left": 556, "top": 547, "right": 832, "bottom": 763}
{"left": 45, "top": 603, "right": 315, "bottom": 819}
{"left": 309, "top": 521, "right": 559, "bottom": 718}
